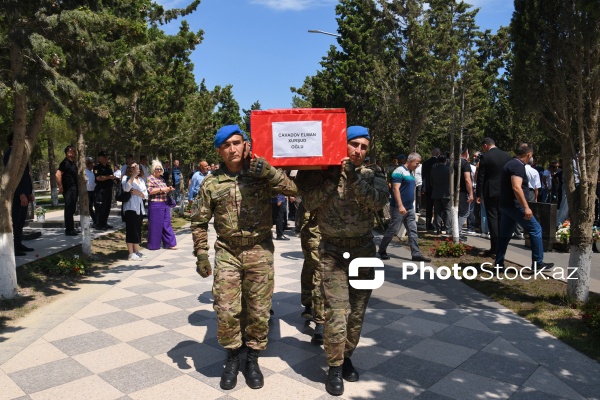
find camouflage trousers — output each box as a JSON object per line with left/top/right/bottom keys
{"left": 320, "top": 240, "right": 375, "bottom": 366}
{"left": 301, "top": 237, "right": 324, "bottom": 323}
{"left": 213, "top": 238, "right": 275, "bottom": 351}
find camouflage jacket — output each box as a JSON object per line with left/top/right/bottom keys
{"left": 191, "top": 164, "right": 298, "bottom": 257}
{"left": 297, "top": 165, "right": 388, "bottom": 239}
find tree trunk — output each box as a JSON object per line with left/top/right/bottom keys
{"left": 76, "top": 125, "right": 92, "bottom": 256}
{"left": 48, "top": 136, "right": 59, "bottom": 206}
{"left": 567, "top": 245, "right": 592, "bottom": 302}
{"left": 0, "top": 198, "right": 18, "bottom": 299}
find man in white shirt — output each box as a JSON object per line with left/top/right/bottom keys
{"left": 525, "top": 159, "right": 542, "bottom": 202}
{"left": 85, "top": 157, "right": 97, "bottom": 227}
{"left": 414, "top": 163, "right": 422, "bottom": 213}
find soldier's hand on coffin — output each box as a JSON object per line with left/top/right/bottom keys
{"left": 342, "top": 158, "right": 358, "bottom": 182}
{"left": 248, "top": 156, "right": 276, "bottom": 180}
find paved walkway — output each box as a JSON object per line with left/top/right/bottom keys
{"left": 1, "top": 223, "right": 600, "bottom": 399}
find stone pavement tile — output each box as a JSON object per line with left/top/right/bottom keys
{"left": 96, "top": 288, "right": 138, "bottom": 303}
{"left": 128, "top": 330, "right": 194, "bottom": 356}
{"left": 509, "top": 386, "right": 578, "bottom": 400}
{"left": 73, "top": 301, "right": 121, "bottom": 319}
{"left": 413, "top": 391, "right": 456, "bottom": 400}
{"left": 122, "top": 283, "right": 173, "bottom": 295}
{"left": 128, "top": 375, "right": 222, "bottom": 400}
{"left": 362, "top": 327, "right": 424, "bottom": 352}
{"left": 73, "top": 343, "right": 150, "bottom": 374}
{"left": 168, "top": 267, "right": 201, "bottom": 278}
{"left": 452, "top": 316, "right": 496, "bottom": 333}
{"left": 148, "top": 309, "right": 208, "bottom": 329}
{"left": 115, "top": 277, "right": 153, "bottom": 289}
{"left": 132, "top": 272, "right": 181, "bottom": 283}
{"left": 51, "top": 331, "right": 120, "bottom": 357}
{"left": 40, "top": 317, "right": 98, "bottom": 343}
{"left": 162, "top": 294, "right": 206, "bottom": 310}
{"left": 260, "top": 341, "right": 321, "bottom": 372}
{"left": 81, "top": 311, "right": 142, "bottom": 330}
{"left": 174, "top": 317, "right": 218, "bottom": 342}
{"left": 363, "top": 308, "right": 406, "bottom": 326}
{"left": 278, "top": 356, "right": 328, "bottom": 391}
{"left": 98, "top": 358, "right": 182, "bottom": 394}
{"left": 480, "top": 337, "right": 538, "bottom": 364}
{"left": 125, "top": 302, "right": 181, "bottom": 319}
{"left": 271, "top": 299, "right": 303, "bottom": 318}
{"left": 370, "top": 282, "right": 415, "bottom": 299}
{"left": 344, "top": 371, "right": 425, "bottom": 399}
{"left": 458, "top": 351, "right": 538, "bottom": 386}
{"left": 230, "top": 373, "right": 323, "bottom": 400}
{"left": 409, "top": 308, "right": 470, "bottom": 325}
{"left": 8, "top": 358, "right": 92, "bottom": 394}
{"left": 274, "top": 275, "right": 301, "bottom": 288}
{"left": 521, "top": 367, "right": 586, "bottom": 400}
{"left": 272, "top": 291, "right": 299, "bottom": 303}
{"left": 427, "top": 370, "right": 518, "bottom": 400}
{"left": 155, "top": 340, "right": 223, "bottom": 373}
{"left": 351, "top": 343, "right": 401, "bottom": 370}
{"left": 28, "top": 375, "right": 123, "bottom": 400}
{"left": 1, "top": 341, "right": 68, "bottom": 374}
{"left": 0, "top": 370, "right": 27, "bottom": 399}
{"left": 404, "top": 338, "right": 477, "bottom": 368}
{"left": 158, "top": 277, "right": 199, "bottom": 289}
{"left": 174, "top": 282, "right": 211, "bottom": 296}
{"left": 277, "top": 331, "right": 325, "bottom": 355}
{"left": 370, "top": 353, "right": 454, "bottom": 389}
{"left": 385, "top": 315, "right": 449, "bottom": 338}
{"left": 268, "top": 315, "right": 313, "bottom": 341}
{"left": 431, "top": 325, "right": 498, "bottom": 350}
{"left": 104, "top": 295, "right": 158, "bottom": 310}
{"left": 142, "top": 288, "right": 190, "bottom": 302}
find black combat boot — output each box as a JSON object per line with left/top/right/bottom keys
{"left": 326, "top": 365, "right": 344, "bottom": 396}
{"left": 342, "top": 357, "right": 359, "bottom": 382}
{"left": 312, "top": 323, "right": 324, "bottom": 344}
{"left": 245, "top": 348, "right": 264, "bottom": 389}
{"left": 220, "top": 348, "right": 240, "bottom": 390}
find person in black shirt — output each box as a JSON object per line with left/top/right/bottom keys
{"left": 421, "top": 148, "right": 441, "bottom": 231}
{"left": 453, "top": 148, "right": 474, "bottom": 241}
{"left": 495, "top": 143, "right": 554, "bottom": 270}
{"left": 94, "top": 151, "right": 119, "bottom": 230}
{"left": 4, "top": 134, "right": 35, "bottom": 254}
{"left": 56, "top": 145, "right": 79, "bottom": 235}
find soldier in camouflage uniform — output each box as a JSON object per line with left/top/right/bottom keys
{"left": 297, "top": 126, "right": 389, "bottom": 396}
{"left": 300, "top": 209, "right": 325, "bottom": 343}
{"left": 191, "top": 124, "right": 297, "bottom": 391}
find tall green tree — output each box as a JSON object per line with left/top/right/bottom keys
{"left": 0, "top": 0, "right": 200, "bottom": 298}
{"left": 512, "top": 0, "right": 600, "bottom": 302}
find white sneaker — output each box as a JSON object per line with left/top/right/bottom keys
{"left": 128, "top": 253, "right": 142, "bottom": 261}
{"left": 135, "top": 252, "right": 147, "bottom": 258}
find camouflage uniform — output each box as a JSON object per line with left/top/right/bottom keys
{"left": 298, "top": 165, "right": 388, "bottom": 366}
{"left": 191, "top": 163, "right": 297, "bottom": 351}
{"left": 300, "top": 209, "right": 324, "bottom": 324}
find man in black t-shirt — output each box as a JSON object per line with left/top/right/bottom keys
{"left": 495, "top": 143, "right": 553, "bottom": 271}
{"left": 94, "top": 151, "right": 118, "bottom": 230}
{"left": 452, "top": 148, "right": 474, "bottom": 241}
{"left": 56, "top": 145, "right": 79, "bottom": 235}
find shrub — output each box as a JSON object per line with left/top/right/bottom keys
{"left": 37, "top": 255, "right": 90, "bottom": 276}
{"left": 581, "top": 301, "right": 600, "bottom": 336}
{"left": 430, "top": 238, "right": 472, "bottom": 258}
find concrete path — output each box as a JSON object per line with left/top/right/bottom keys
{"left": 1, "top": 224, "right": 599, "bottom": 399}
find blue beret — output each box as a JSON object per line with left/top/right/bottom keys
{"left": 346, "top": 125, "right": 370, "bottom": 142}
{"left": 214, "top": 124, "right": 248, "bottom": 148}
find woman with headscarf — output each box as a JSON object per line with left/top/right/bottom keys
{"left": 122, "top": 162, "right": 148, "bottom": 260}
{"left": 146, "top": 159, "right": 178, "bottom": 250}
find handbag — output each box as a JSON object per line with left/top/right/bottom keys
{"left": 115, "top": 181, "right": 132, "bottom": 203}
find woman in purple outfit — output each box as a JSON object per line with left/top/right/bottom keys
{"left": 146, "top": 160, "right": 178, "bottom": 250}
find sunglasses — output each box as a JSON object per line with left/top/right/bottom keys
{"left": 155, "top": 168, "right": 163, "bottom": 171}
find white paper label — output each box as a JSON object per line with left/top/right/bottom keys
{"left": 272, "top": 121, "right": 323, "bottom": 158}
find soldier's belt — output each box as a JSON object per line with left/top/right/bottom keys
{"left": 321, "top": 235, "right": 372, "bottom": 248}
{"left": 219, "top": 232, "right": 271, "bottom": 247}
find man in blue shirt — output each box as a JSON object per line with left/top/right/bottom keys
{"left": 378, "top": 152, "right": 430, "bottom": 262}
{"left": 188, "top": 160, "right": 210, "bottom": 201}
